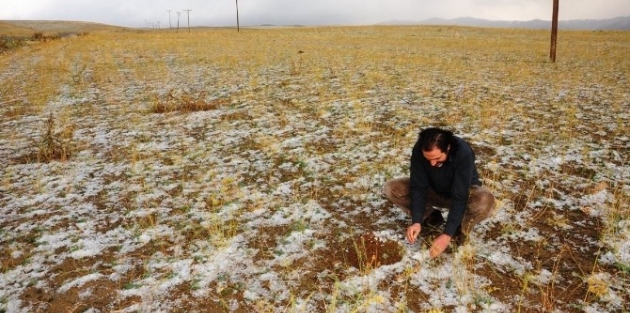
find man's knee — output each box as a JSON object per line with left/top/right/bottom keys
{"left": 469, "top": 186, "right": 495, "bottom": 212}
{"left": 383, "top": 177, "right": 411, "bottom": 209}
{"left": 461, "top": 187, "right": 495, "bottom": 235}
{"left": 383, "top": 177, "right": 410, "bottom": 200}
{"left": 383, "top": 181, "right": 394, "bottom": 199}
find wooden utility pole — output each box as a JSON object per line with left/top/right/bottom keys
{"left": 184, "top": 9, "right": 192, "bottom": 33}
{"left": 550, "top": 0, "right": 559, "bottom": 62}
{"left": 236, "top": 0, "right": 240, "bottom": 32}
{"left": 176, "top": 11, "right": 181, "bottom": 33}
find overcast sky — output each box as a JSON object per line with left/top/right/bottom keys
{"left": 1, "top": 0, "right": 629, "bottom": 28}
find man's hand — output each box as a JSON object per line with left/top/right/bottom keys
{"left": 406, "top": 223, "right": 422, "bottom": 244}
{"left": 429, "top": 234, "right": 452, "bottom": 258}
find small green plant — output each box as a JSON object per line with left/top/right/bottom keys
{"left": 290, "top": 219, "right": 307, "bottom": 233}
{"left": 0, "top": 297, "right": 7, "bottom": 313}
{"left": 123, "top": 282, "right": 141, "bottom": 290}
{"left": 191, "top": 278, "right": 202, "bottom": 290}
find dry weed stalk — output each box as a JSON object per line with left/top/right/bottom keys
{"left": 34, "top": 112, "right": 72, "bottom": 163}
{"left": 152, "top": 91, "right": 227, "bottom": 113}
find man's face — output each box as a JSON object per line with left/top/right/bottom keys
{"left": 422, "top": 147, "right": 448, "bottom": 167}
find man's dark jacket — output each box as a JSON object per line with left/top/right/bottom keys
{"left": 409, "top": 136, "right": 481, "bottom": 236}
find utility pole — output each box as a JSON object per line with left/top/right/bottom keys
{"left": 167, "top": 10, "right": 172, "bottom": 29}
{"left": 235, "top": 0, "right": 240, "bottom": 32}
{"left": 176, "top": 11, "right": 181, "bottom": 33}
{"left": 184, "top": 9, "right": 192, "bottom": 33}
{"left": 236, "top": 0, "right": 241, "bottom": 33}
{"left": 550, "top": 0, "right": 559, "bottom": 62}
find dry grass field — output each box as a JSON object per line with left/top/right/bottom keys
{"left": 1, "top": 24, "right": 629, "bottom": 312}
{"left": 0, "top": 20, "right": 127, "bottom": 54}
{"left": 0, "top": 20, "right": 126, "bottom": 37}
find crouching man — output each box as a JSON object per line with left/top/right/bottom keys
{"left": 384, "top": 127, "right": 496, "bottom": 258}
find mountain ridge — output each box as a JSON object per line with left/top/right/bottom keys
{"left": 378, "top": 16, "right": 630, "bottom": 30}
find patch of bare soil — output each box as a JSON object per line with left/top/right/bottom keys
{"left": 19, "top": 255, "right": 117, "bottom": 312}
{"left": 265, "top": 232, "right": 406, "bottom": 312}
{"left": 21, "top": 278, "right": 119, "bottom": 313}
{"left": 248, "top": 225, "right": 293, "bottom": 260}
{"left": 163, "top": 282, "right": 253, "bottom": 313}
{"left": 480, "top": 206, "right": 625, "bottom": 312}
{"left": 17, "top": 244, "right": 176, "bottom": 312}
{"left": 341, "top": 232, "right": 405, "bottom": 270}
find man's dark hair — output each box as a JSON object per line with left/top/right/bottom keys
{"left": 418, "top": 127, "right": 456, "bottom": 153}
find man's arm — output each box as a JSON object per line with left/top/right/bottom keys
{"left": 409, "top": 148, "right": 429, "bottom": 225}
{"left": 443, "top": 150, "right": 475, "bottom": 236}
{"left": 429, "top": 148, "right": 476, "bottom": 257}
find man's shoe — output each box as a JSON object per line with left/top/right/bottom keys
{"left": 423, "top": 210, "right": 445, "bottom": 228}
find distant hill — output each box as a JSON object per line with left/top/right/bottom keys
{"left": 0, "top": 21, "right": 35, "bottom": 37}
{"left": 0, "top": 20, "right": 128, "bottom": 37}
{"left": 378, "top": 16, "right": 630, "bottom": 30}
